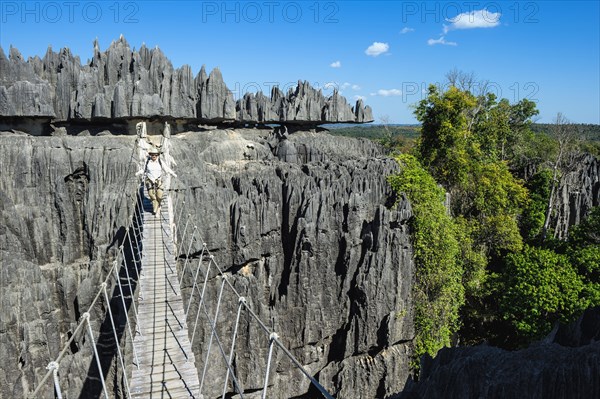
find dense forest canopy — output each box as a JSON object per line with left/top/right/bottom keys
{"left": 335, "top": 77, "right": 600, "bottom": 368}
{"left": 327, "top": 123, "right": 600, "bottom": 156}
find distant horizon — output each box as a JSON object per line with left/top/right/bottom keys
{"left": 1, "top": 1, "right": 598, "bottom": 124}
{"left": 324, "top": 121, "right": 600, "bottom": 128}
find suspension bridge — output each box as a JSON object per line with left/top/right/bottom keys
{"left": 26, "top": 132, "right": 334, "bottom": 399}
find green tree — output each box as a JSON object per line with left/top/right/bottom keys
{"left": 413, "top": 79, "right": 538, "bottom": 346}
{"left": 388, "top": 154, "right": 464, "bottom": 359}
{"left": 415, "top": 85, "right": 476, "bottom": 188}
{"left": 568, "top": 206, "right": 600, "bottom": 246}
{"left": 415, "top": 84, "right": 530, "bottom": 256}
{"left": 568, "top": 246, "right": 600, "bottom": 305}
{"left": 500, "top": 245, "right": 588, "bottom": 342}
{"left": 568, "top": 207, "right": 600, "bottom": 305}
{"left": 520, "top": 170, "right": 553, "bottom": 243}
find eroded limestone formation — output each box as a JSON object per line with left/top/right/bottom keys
{"left": 0, "top": 129, "right": 410, "bottom": 398}
{"left": 0, "top": 36, "right": 373, "bottom": 127}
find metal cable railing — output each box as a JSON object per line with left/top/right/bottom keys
{"left": 27, "top": 139, "right": 143, "bottom": 399}
{"left": 27, "top": 127, "right": 335, "bottom": 398}
{"left": 172, "top": 186, "right": 334, "bottom": 399}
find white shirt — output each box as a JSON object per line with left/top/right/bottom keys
{"left": 143, "top": 157, "right": 176, "bottom": 182}
{"left": 146, "top": 159, "right": 163, "bottom": 182}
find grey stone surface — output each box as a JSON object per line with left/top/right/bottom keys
{"left": 168, "top": 130, "right": 413, "bottom": 398}
{"left": 397, "top": 307, "right": 600, "bottom": 399}
{"left": 552, "top": 154, "right": 600, "bottom": 239}
{"left": 4, "top": 126, "right": 595, "bottom": 399}
{"left": 236, "top": 82, "right": 373, "bottom": 125}
{"left": 0, "top": 37, "right": 372, "bottom": 125}
{"left": 0, "top": 129, "right": 413, "bottom": 398}
{"left": 0, "top": 134, "right": 140, "bottom": 398}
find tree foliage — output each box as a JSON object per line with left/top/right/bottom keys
{"left": 520, "top": 170, "right": 553, "bottom": 242}
{"left": 388, "top": 154, "right": 464, "bottom": 360}
{"left": 500, "top": 245, "right": 588, "bottom": 340}
{"left": 568, "top": 207, "right": 600, "bottom": 305}
{"left": 388, "top": 74, "right": 598, "bottom": 362}
{"left": 415, "top": 84, "right": 531, "bottom": 256}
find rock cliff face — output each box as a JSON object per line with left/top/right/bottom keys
{"left": 170, "top": 130, "right": 414, "bottom": 398}
{"left": 0, "top": 129, "right": 413, "bottom": 398}
{"left": 0, "top": 36, "right": 373, "bottom": 127}
{"left": 552, "top": 154, "right": 600, "bottom": 239}
{"left": 2, "top": 124, "right": 598, "bottom": 398}
{"left": 0, "top": 133, "right": 140, "bottom": 398}
{"left": 397, "top": 307, "right": 600, "bottom": 399}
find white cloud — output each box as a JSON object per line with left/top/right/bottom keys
{"left": 323, "top": 82, "right": 338, "bottom": 90}
{"left": 400, "top": 27, "right": 415, "bottom": 34}
{"left": 445, "top": 8, "right": 501, "bottom": 32}
{"left": 339, "top": 82, "right": 361, "bottom": 91}
{"left": 372, "top": 89, "right": 402, "bottom": 97}
{"left": 365, "top": 42, "right": 389, "bottom": 57}
{"left": 427, "top": 36, "right": 458, "bottom": 46}
{"left": 353, "top": 95, "right": 366, "bottom": 101}
{"left": 330, "top": 60, "right": 341, "bottom": 68}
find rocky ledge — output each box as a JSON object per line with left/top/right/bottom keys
{"left": 397, "top": 306, "right": 600, "bottom": 399}
{"left": 0, "top": 36, "right": 373, "bottom": 128}
{"left": 0, "top": 129, "right": 411, "bottom": 399}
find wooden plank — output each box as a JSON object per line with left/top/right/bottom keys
{"left": 133, "top": 352, "right": 197, "bottom": 366}
{"left": 131, "top": 385, "right": 200, "bottom": 398}
{"left": 129, "top": 194, "right": 202, "bottom": 397}
{"left": 133, "top": 335, "right": 194, "bottom": 351}
{"left": 136, "top": 317, "right": 188, "bottom": 328}
{"left": 132, "top": 355, "right": 197, "bottom": 365}
{"left": 133, "top": 333, "right": 193, "bottom": 344}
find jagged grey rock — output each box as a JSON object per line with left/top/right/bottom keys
{"left": 0, "top": 134, "right": 140, "bottom": 398}
{"left": 236, "top": 82, "right": 374, "bottom": 125}
{"left": 552, "top": 154, "right": 600, "bottom": 239}
{"left": 0, "top": 129, "right": 412, "bottom": 399}
{"left": 170, "top": 130, "right": 413, "bottom": 398}
{"left": 0, "top": 46, "right": 56, "bottom": 117}
{"left": 397, "top": 307, "right": 600, "bottom": 399}
{"left": 0, "top": 37, "right": 372, "bottom": 125}
{"left": 197, "top": 66, "right": 236, "bottom": 121}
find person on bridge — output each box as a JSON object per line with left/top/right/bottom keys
{"left": 136, "top": 146, "right": 177, "bottom": 216}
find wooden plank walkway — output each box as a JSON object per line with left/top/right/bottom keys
{"left": 130, "top": 192, "right": 201, "bottom": 398}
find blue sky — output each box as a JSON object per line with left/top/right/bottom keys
{"left": 1, "top": 1, "right": 599, "bottom": 124}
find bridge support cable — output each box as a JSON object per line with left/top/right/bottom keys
{"left": 113, "top": 264, "right": 140, "bottom": 368}
{"left": 193, "top": 277, "right": 245, "bottom": 397}
{"left": 124, "top": 229, "right": 143, "bottom": 301}
{"left": 177, "top": 218, "right": 193, "bottom": 260}
{"left": 175, "top": 201, "right": 186, "bottom": 229}
{"left": 222, "top": 296, "right": 247, "bottom": 399}
{"left": 174, "top": 194, "right": 335, "bottom": 399}
{"left": 199, "top": 278, "right": 226, "bottom": 392}
{"left": 46, "top": 361, "right": 63, "bottom": 399}
{"left": 29, "top": 235, "right": 141, "bottom": 398}
{"left": 83, "top": 311, "right": 110, "bottom": 399}
{"left": 28, "top": 139, "right": 144, "bottom": 398}
{"left": 179, "top": 225, "right": 198, "bottom": 288}
{"left": 188, "top": 256, "right": 212, "bottom": 341}
{"left": 101, "top": 282, "right": 132, "bottom": 397}
{"left": 120, "top": 245, "right": 141, "bottom": 333}
{"left": 184, "top": 243, "right": 207, "bottom": 318}
{"left": 262, "top": 332, "right": 279, "bottom": 399}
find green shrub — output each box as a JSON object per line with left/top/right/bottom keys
{"left": 388, "top": 154, "right": 464, "bottom": 360}
{"left": 500, "top": 245, "right": 587, "bottom": 340}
